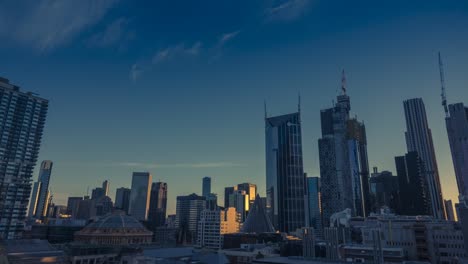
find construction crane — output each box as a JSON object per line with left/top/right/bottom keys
{"left": 439, "top": 52, "right": 449, "bottom": 117}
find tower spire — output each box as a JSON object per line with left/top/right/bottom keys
{"left": 439, "top": 52, "right": 449, "bottom": 117}
{"left": 341, "top": 69, "right": 347, "bottom": 95}
{"left": 298, "top": 92, "right": 301, "bottom": 113}
{"left": 264, "top": 100, "right": 267, "bottom": 119}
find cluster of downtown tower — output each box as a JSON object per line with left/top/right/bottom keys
{"left": 0, "top": 54, "right": 468, "bottom": 243}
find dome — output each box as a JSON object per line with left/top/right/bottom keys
{"left": 74, "top": 213, "right": 153, "bottom": 245}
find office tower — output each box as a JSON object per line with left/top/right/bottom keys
{"left": 66, "top": 197, "right": 83, "bottom": 218}
{"left": 369, "top": 168, "right": 400, "bottom": 213}
{"left": 76, "top": 196, "right": 95, "bottom": 220}
{"left": 28, "top": 182, "right": 41, "bottom": 217}
{"left": 444, "top": 200, "right": 456, "bottom": 221}
{"left": 148, "top": 182, "right": 168, "bottom": 229}
{"left": 91, "top": 187, "right": 105, "bottom": 200}
{"left": 202, "top": 177, "right": 211, "bottom": 198}
{"left": 224, "top": 186, "right": 237, "bottom": 208}
{"left": 265, "top": 101, "right": 306, "bottom": 232}
{"left": 129, "top": 172, "right": 152, "bottom": 221}
{"left": 197, "top": 207, "right": 240, "bottom": 249}
{"left": 237, "top": 183, "right": 257, "bottom": 207}
{"left": 395, "top": 151, "right": 431, "bottom": 216}
{"left": 206, "top": 193, "right": 218, "bottom": 210}
{"left": 403, "top": 98, "right": 445, "bottom": 219}
{"left": 319, "top": 72, "right": 370, "bottom": 227}
{"left": 0, "top": 77, "right": 49, "bottom": 239}
{"left": 231, "top": 190, "right": 249, "bottom": 222}
{"left": 175, "top": 193, "right": 206, "bottom": 244}
{"left": 115, "top": 187, "right": 131, "bottom": 213}
{"left": 102, "top": 180, "right": 109, "bottom": 196}
{"left": 29, "top": 160, "right": 53, "bottom": 219}
{"left": 307, "top": 177, "right": 322, "bottom": 233}
{"left": 94, "top": 196, "right": 113, "bottom": 216}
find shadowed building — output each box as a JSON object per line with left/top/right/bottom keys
{"left": 241, "top": 194, "right": 275, "bottom": 234}
{"left": 129, "top": 172, "right": 152, "bottom": 221}
{"left": 175, "top": 193, "right": 206, "bottom": 244}
{"left": 265, "top": 101, "right": 306, "bottom": 232}
{"left": 148, "top": 182, "right": 168, "bottom": 229}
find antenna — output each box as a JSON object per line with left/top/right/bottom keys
{"left": 439, "top": 52, "right": 449, "bottom": 117}
{"left": 341, "top": 69, "right": 347, "bottom": 95}
{"left": 264, "top": 100, "right": 267, "bottom": 119}
{"left": 298, "top": 92, "right": 301, "bottom": 112}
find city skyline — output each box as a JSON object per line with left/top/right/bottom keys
{"left": 1, "top": 1, "right": 468, "bottom": 215}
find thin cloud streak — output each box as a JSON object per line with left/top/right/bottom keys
{"left": 152, "top": 41, "right": 203, "bottom": 64}
{"left": 87, "top": 17, "right": 132, "bottom": 47}
{"left": 218, "top": 30, "right": 241, "bottom": 47}
{"left": 117, "top": 162, "right": 245, "bottom": 169}
{"left": 265, "top": 0, "right": 312, "bottom": 22}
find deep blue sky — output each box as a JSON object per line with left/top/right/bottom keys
{"left": 1, "top": 0, "right": 467, "bottom": 213}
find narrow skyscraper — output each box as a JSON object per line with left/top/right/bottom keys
{"left": 129, "top": 172, "right": 152, "bottom": 221}
{"left": 307, "top": 177, "right": 322, "bottom": 234}
{"left": 102, "top": 180, "right": 109, "bottom": 196}
{"left": 115, "top": 187, "right": 131, "bottom": 213}
{"left": 30, "top": 161, "right": 53, "bottom": 219}
{"left": 202, "top": 177, "right": 211, "bottom": 198}
{"left": 0, "top": 78, "right": 49, "bottom": 239}
{"left": 148, "top": 182, "right": 168, "bottom": 229}
{"left": 265, "top": 100, "right": 306, "bottom": 232}
{"left": 404, "top": 98, "right": 445, "bottom": 219}
{"left": 319, "top": 72, "right": 370, "bottom": 227}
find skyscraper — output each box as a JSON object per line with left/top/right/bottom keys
{"left": 28, "top": 182, "right": 41, "bottom": 218}
{"left": 369, "top": 168, "right": 399, "bottom": 213}
{"left": 319, "top": 72, "right": 370, "bottom": 227}
{"left": 129, "top": 172, "right": 152, "bottom": 221}
{"left": 224, "top": 186, "right": 236, "bottom": 208}
{"left": 0, "top": 77, "right": 49, "bottom": 239}
{"left": 102, "top": 180, "right": 109, "bottom": 196}
{"left": 30, "top": 160, "right": 53, "bottom": 219}
{"left": 265, "top": 101, "right": 306, "bottom": 232}
{"left": 202, "top": 177, "right": 211, "bottom": 198}
{"left": 197, "top": 207, "right": 240, "bottom": 249}
{"left": 237, "top": 183, "right": 257, "bottom": 207}
{"left": 115, "top": 187, "right": 131, "bottom": 213}
{"left": 307, "top": 177, "right": 322, "bottom": 233}
{"left": 404, "top": 98, "right": 445, "bottom": 219}
{"left": 67, "top": 196, "right": 83, "bottom": 218}
{"left": 231, "top": 190, "right": 249, "bottom": 222}
{"left": 175, "top": 193, "right": 206, "bottom": 244}
{"left": 148, "top": 182, "right": 168, "bottom": 229}
{"left": 395, "top": 151, "right": 431, "bottom": 216}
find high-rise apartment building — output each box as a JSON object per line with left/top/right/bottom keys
{"left": 0, "top": 77, "right": 49, "bottom": 239}
{"left": 197, "top": 207, "right": 240, "bottom": 249}
{"left": 265, "top": 104, "right": 306, "bottom": 232}
{"left": 395, "top": 151, "right": 431, "bottom": 216}
{"left": 202, "top": 177, "right": 211, "bottom": 198}
{"left": 307, "top": 177, "right": 322, "bottom": 233}
{"left": 28, "top": 160, "right": 53, "bottom": 219}
{"left": 148, "top": 182, "right": 167, "bottom": 229}
{"left": 319, "top": 73, "right": 370, "bottom": 227}
{"left": 129, "top": 172, "right": 152, "bottom": 221}
{"left": 115, "top": 187, "right": 131, "bottom": 213}
{"left": 403, "top": 98, "right": 445, "bottom": 219}
{"left": 175, "top": 193, "right": 206, "bottom": 244}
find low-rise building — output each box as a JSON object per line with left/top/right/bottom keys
{"left": 197, "top": 207, "right": 240, "bottom": 249}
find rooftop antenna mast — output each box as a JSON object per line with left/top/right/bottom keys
{"left": 298, "top": 92, "right": 301, "bottom": 113}
{"left": 264, "top": 100, "right": 268, "bottom": 119}
{"left": 439, "top": 52, "right": 449, "bottom": 117}
{"left": 341, "top": 69, "right": 347, "bottom": 95}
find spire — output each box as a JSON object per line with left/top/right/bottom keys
{"left": 341, "top": 69, "right": 347, "bottom": 95}
{"left": 298, "top": 92, "right": 301, "bottom": 113}
{"left": 439, "top": 52, "right": 449, "bottom": 117}
{"left": 264, "top": 100, "right": 268, "bottom": 119}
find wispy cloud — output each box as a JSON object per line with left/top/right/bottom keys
{"left": 116, "top": 162, "right": 245, "bottom": 169}
{"left": 218, "top": 30, "right": 241, "bottom": 47}
{"left": 129, "top": 63, "right": 143, "bottom": 82}
{"left": 152, "top": 41, "right": 203, "bottom": 64}
{"left": 87, "top": 17, "right": 133, "bottom": 48}
{"left": 265, "top": 0, "right": 312, "bottom": 22}
{"left": 0, "top": 0, "right": 118, "bottom": 52}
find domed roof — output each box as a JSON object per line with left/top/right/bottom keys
{"left": 86, "top": 213, "right": 144, "bottom": 229}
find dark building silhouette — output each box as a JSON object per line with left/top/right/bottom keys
{"left": 395, "top": 151, "right": 431, "bottom": 216}
{"left": 175, "top": 193, "right": 206, "bottom": 244}
{"left": 369, "top": 168, "right": 400, "bottom": 213}
{"left": 148, "top": 182, "right": 167, "bottom": 230}
{"left": 265, "top": 104, "right": 306, "bottom": 232}
{"left": 241, "top": 194, "right": 275, "bottom": 233}
{"left": 224, "top": 187, "right": 236, "bottom": 208}
{"left": 114, "top": 187, "right": 131, "bottom": 213}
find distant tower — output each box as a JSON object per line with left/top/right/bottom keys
{"left": 404, "top": 98, "right": 445, "bottom": 219}
{"left": 202, "top": 177, "right": 211, "bottom": 198}
{"left": 265, "top": 99, "right": 306, "bottom": 232}
{"left": 29, "top": 161, "right": 54, "bottom": 219}
{"left": 148, "top": 182, "right": 168, "bottom": 229}
{"left": 102, "top": 180, "right": 109, "bottom": 196}
{"left": 129, "top": 172, "right": 152, "bottom": 221}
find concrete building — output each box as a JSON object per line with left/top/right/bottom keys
{"left": 197, "top": 207, "right": 240, "bottom": 249}
{"left": 369, "top": 167, "right": 399, "bottom": 213}
{"left": 114, "top": 187, "right": 131, "bottom": 213}
{"left": 129, "top": 172, "right": 152, "bottom": 221}
{"left": 265, "top": 103, "right": 306, "bottom": 232}
{"left": 0, "top": 77, "right": 49, "bottom": 239}
{"left": 66, "top": 197, "right": 83, "bottom": 218}
{"left": 175, "top": 193, "right": 206, "bottom": 244}
{"left": 319, "top": 73, "right": 370, "bottom": 228}
{"left": 403, "top": 98, "right": 445, "bottom": 219}
{"left": 148, "top": 182, "right": 167, "bottom": 229}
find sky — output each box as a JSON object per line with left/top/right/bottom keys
{"left": 0, "top": 0, "right": 467, "bottom": 214}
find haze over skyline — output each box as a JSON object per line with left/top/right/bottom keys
{"left": 1, "top": 0, "right": 468, "bottom": 214}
